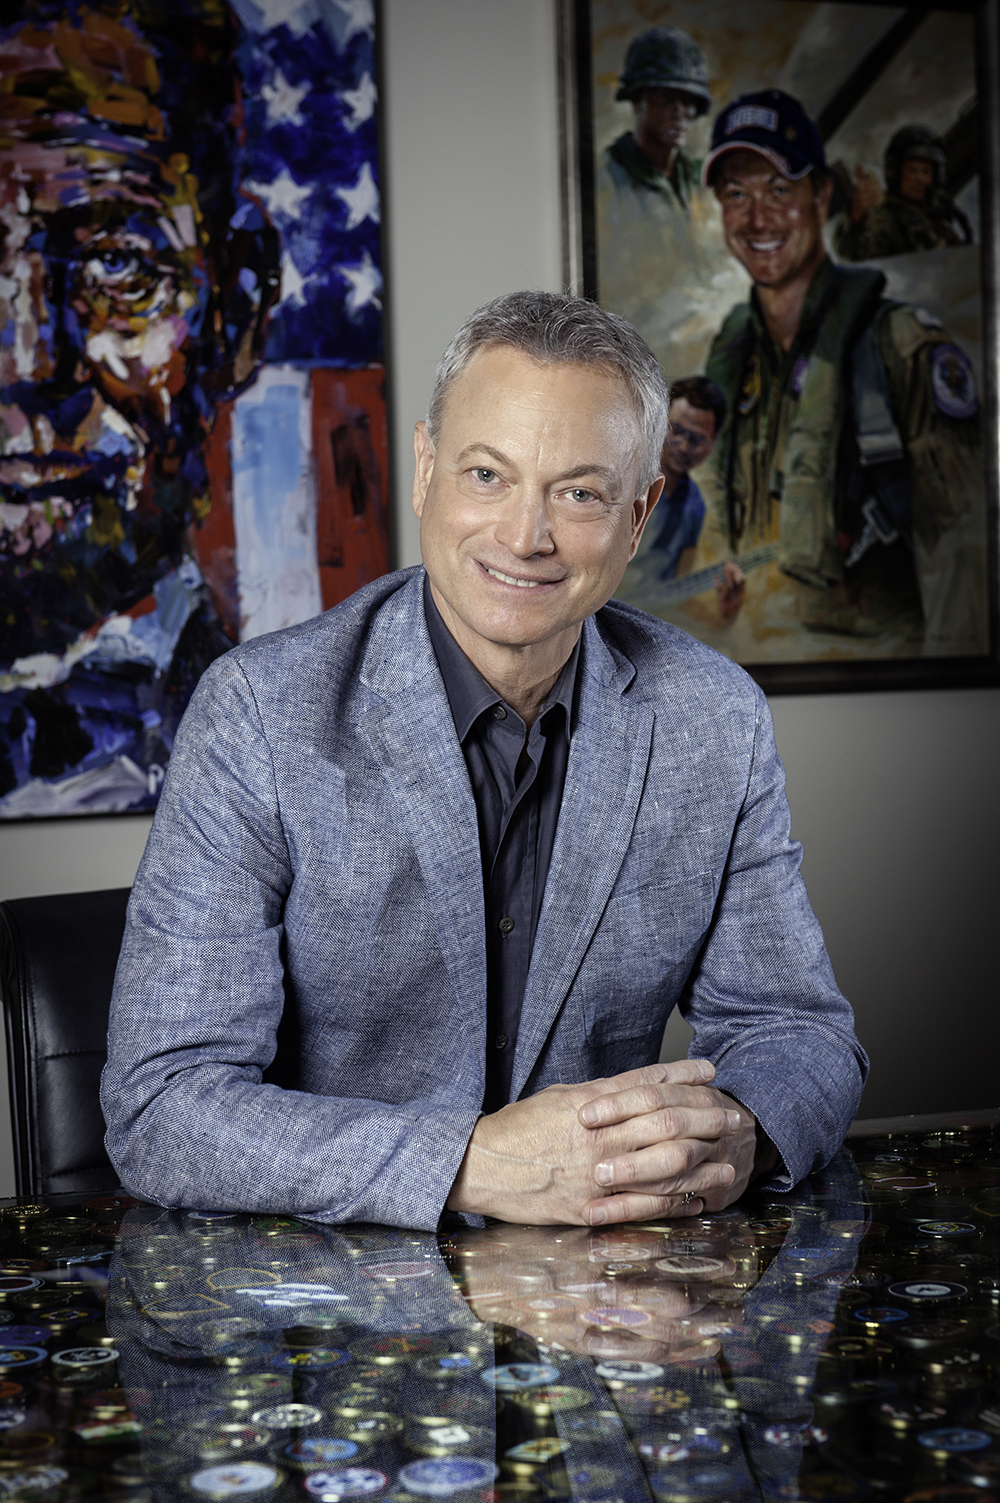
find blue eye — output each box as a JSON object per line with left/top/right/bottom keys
{"left": 86, "top": 249, "right": 141, "bottom": 281}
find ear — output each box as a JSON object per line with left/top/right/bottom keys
{"left": 412, "top": 420, "right": 436, "bottom": 519}
{"left": 629, "top": 475, "right": 664, "bottom": 559}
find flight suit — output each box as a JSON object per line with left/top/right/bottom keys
{"left": 704, "top": 258, "right": 986, "bottom": 653}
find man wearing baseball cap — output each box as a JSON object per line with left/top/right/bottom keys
{"left": 700, "top": 89, "right": 986, "bottom": 655}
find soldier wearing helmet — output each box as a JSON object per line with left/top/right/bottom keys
{"left": 835, "top": 124, "right": 973, "bottom": 261}
{"left": 606, "top": 27, "right": 712, "bottom": 213}
{"left": 696, "top": 91, "right": 986, "bottom": 657}
{"left": 596, "top": 27, "right": 727, "bottom": 383}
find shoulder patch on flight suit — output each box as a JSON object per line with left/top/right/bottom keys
{"left": 884, "top": 304, "right": 939, "bottom": 362}
{"left": 930, "top": 342, "right": 978, "bottom": 419}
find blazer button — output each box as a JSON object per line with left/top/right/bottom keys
{"left": 498, "top": 916, "right": 514, "bottom": 934}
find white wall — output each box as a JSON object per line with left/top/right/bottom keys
{"left": 0, "top": 0, "right": 995, "bottom": 1196}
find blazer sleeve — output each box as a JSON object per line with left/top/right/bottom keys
{"left": 679, "top": 684, "right": 869, "bottom": 1187}
{"left": 100, "top": 652, "right": 481, "bottom": 1231}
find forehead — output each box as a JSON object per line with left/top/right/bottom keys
{"left": 0, "top": 135, "right": 176, "bottom": 216}
{"left": 669, "top": 397, "right": 715, "bottom": 433}
{"left": 439, "top": 345, "right": 641, "bottom": 451}
{"left": 715, "top": 150, "right": 794, "bottom": 191}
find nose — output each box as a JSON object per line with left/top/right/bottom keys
{"left": 747, "top": 192, "right": 770, "bottom": 232}
{"left": 493, "top": 488, "right": 555, "bottom": 558}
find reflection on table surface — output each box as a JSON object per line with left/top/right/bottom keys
{"left": 0, "top": 1120, "right": 996, "bottom": 1502}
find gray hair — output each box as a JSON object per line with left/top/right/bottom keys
{"left": 426, "top": 291, "right": 670, "bottom": 492}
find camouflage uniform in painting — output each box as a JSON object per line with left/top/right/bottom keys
{"left": 705, "top": 258, "right": 986, "bottom": 653}
{"left": 834, "top": 124, "right": 973, "bottom": 261}
{"left": 835, "top": 193, "right": 973, "bottom": 261}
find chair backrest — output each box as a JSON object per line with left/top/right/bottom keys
{"left": 0, "top": 888, "right": 130, "bottom": 1197}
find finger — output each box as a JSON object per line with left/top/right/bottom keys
{"left": 582, "top": 1190, "right": 708, "bottom": 1226}
{"left": 594, "top": 1151, "right": 737, "bottom": 1201}
{"left": 582, "top": 1059, "right": 716, "bottom": 1103}
{"left": 581, "top": 1089, "right": 741, "bottom": 1136}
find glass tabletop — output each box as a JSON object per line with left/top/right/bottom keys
{"left": 0, "top": 1116, "right": 996, "bottom": 1502}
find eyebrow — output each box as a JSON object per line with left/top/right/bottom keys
{"left": 719, "top": 170, "right": 784, "bottom": 191}
{"left": 454, "top": 443, "right": 623, "bottom": 490}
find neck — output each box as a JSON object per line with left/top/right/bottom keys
{"left": 635, "top": 133, "right": 678, "bottom": 179}
{"left": 756, "top": 254, "right": 826, "bottom": 353}
{"left": 430, "top": 584, "right": 578, "bottom": 728}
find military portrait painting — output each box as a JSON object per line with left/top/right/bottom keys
{"left": 569, "top": 0, "right": 997, "bottom": 688}
{"left": 0, "top": 0, "right": 389, "bottom": 818}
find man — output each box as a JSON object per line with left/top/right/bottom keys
{"left": 103, "top": 291, "right": 866, "bottom": 1231}
{"left": 701, "top": 91, "right": 986, "bottom": 654}
{"left": 0, "top": 4, "right": 279, "bottom": 815}
{"left": 596, "top": 27, "right": 736, "bottom": 384}
{"left": 648, "top": 376, "right": 724, "bottom": 580}
{"left": 604, "top": 28, "right": 711, "bottom": 216}
{"left": 835, "top": 125, "right": 973, "bottom": 262}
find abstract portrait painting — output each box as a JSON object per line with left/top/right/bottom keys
{"left": 564, "top": 0, "right": 998, "bottom": 691}
{"left": 0, "top": 0, "right": 389, "bottom": 817}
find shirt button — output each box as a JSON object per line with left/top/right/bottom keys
{"left": 494, "top": 1034, "right": 508, "bottom": 1049}
{"left": 498, "top": 915, "right": 515, "bottom": 934}
{"left": 493, "top": 704, "right": 507, "bottom": 720}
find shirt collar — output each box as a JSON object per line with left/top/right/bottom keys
{"left": 423, "top": 573, "right": 579, "bottom": 744}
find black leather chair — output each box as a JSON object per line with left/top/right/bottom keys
{"left": 0, "top": 888, "right": 130, "bottom": 1197}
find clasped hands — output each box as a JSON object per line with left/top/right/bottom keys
{"left": 447, "top": 1059, "right": 763, "bottom": 1226}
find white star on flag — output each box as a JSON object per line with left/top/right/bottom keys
{"left": 336, "top": 250, "right": 382, "bottom": 313}
{"left": 261, "top": 69, "right": 309, "bottom": 126}
{"left": 333, "top": 0, "right": 375, "bottom": 41}
{"left": 335, "top": 161, "right": 379, "bottom": 228}
{"left": 276, "top": 249, "right": 309, "bottom": 308}
{"left": 341, "top": 71, "right": 376, "bottom": 131}
{"left": 248, "top": 0, "right": 314, "bottom": 35}
{"left": 246, "top": 167, "right": 312, "bottom": 221}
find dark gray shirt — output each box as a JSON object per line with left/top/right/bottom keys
{"left": 423, "top": 578, "right": 579, "bottom": 1113}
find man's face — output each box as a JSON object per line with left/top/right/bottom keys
{"left": 663, "top": 398, "right": 716, "bottom": 477}
{"left": 633, "top": 88, "right": 699, "bottom": 157}
{"left": 412, "top": 345, "right": 661, "bottom": 673}
{"left": 898, "top": 157, "right": 935, "bottom": 205}
{"left": 714, "top": 150, "right": 832, "bottom": 291}
{"left": 0, "top": 127, "right": 211, "bottom": 553}
{"left": 0, "top": 17, "right": 244, "bottom": 660}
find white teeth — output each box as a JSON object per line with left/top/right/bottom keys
{"left": 486, "top": 567, "right": 541, "bottom": 588}
{"left": 749, "top": 239, "right": 783, "bottom": 251}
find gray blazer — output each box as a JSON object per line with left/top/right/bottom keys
{"left": 102, "top": 568, "right": 866, "bottom": 1229}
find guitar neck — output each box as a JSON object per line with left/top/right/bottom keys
{"left": 654, "top": 544, "right": 779, "bottom": 605}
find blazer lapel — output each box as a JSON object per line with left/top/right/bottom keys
{"left": 358, "top": 574, "right": 487, "bottom": 1051}
{"left": 510, "top": 615, "right": 655, "bottom": 1098}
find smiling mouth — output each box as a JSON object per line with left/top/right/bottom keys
{"left": 483, "top": 565, "right": 555, "bottom": 589}
{"left": 747, "top": 238, "right": 785, "bottom": 253}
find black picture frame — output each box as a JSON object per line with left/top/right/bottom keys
{"left": 560, "top": 0, "right": 1000, "bottom": 694}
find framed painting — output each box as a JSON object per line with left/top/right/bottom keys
{"left": 560, "top": 0, "right": 1000, "bottom": 692}
{"left": 0, "top": 0, "right": 390, "bottom": 818}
